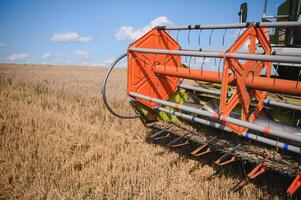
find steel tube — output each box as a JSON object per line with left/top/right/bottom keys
{"left": 263, "top": 99, "right": 301, "bottom": 111}
{"left": 181, "top": 47, "right": 301, "bottom": 57}
{"left": 262, "top": 15, "right": 289, "bottom": 19}
{"left": 178, "top": 84, "right": 301, "bottom": 111}
{"left": 156, "top": 106, "right": 230, "bottom": 131}
{"left": 245, "top": 75, "right": 301, "bottom": 96}
{"left": 156, "top": 21, "right": 301, "bottom": 30}
{"left": 154, "top": 65, "right": 301, "bottom": 96}
{"left": 179, "top": 84, "right": 222, "bottom": 96}
{"left": 129, "top": 92, "right": 301, "bottom": 143}
{"left": 129, "top": 47, "right": 301, "bottom": 64}
{"left": 154, "top": 66, "right": 223, "bottom": 82}
{"left": 102, "top": 53, "right": 138, "bottom": 119}
{"left": 155, "top": 106, "right": 301, "bottom": 154}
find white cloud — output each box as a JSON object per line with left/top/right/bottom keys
{"left": 116, "top": 16, "right": 172, "bottom": 41}
{"left": 6, "top": 52, "right": 30, "bottom": 62}
{"left": 42, "top": 52, "right": 52, "bottom": 58}
{"left": 41, "top": 52, "right": 64, "bottom": 64}
{"left": 74, "top": 49, "right": 91, "bottom": 58}
{"left": 51, "top": 32, "right": 92, "bottom": 43}
{"left": 77, "top": 37, "right": 92, "bottom": 43}
{"left": 51, "top": 32, "right": 78, "bottom": 42}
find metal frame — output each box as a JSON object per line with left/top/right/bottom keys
{"left": 129, "top": 92, "right": 301, "bottom": 144}
{"left": 156, "top": 21, "right": 301, "bottom": 30}
{"left": 128, "top": 47, "right": 301, "bottom": 65}
{"left": 152, "top": 105, "right": 301, "bottom": 154}
{"left": 178, "top": 84, "right": 301, "bottom": 112}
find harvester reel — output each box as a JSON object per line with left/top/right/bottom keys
{"left": 220, "top": 25, "right": 272, "bottom": 134}
{"left": 103, "top": 19, "right": 301, "bottom": 196}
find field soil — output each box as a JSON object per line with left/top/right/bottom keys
{"left": 0, "top": 64, "right": 284, "bottom": 199}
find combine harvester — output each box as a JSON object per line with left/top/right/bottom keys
{"left": 103, "top": 0, "right": 301, "bottom": 195}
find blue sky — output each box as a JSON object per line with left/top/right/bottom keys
{"left": 0, "top": 0, "right": 283, "bottom": 66}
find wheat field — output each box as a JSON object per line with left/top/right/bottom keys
{"left": 0, "top": 64, "right": 289, "bottom": 199}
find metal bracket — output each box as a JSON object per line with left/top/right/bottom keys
{"left": 149, "top": 125, "right": 172, "bottom": 139}
{"left": 191, "top": 144, "right": 212, "bottom": 157}
{"left": 214, "top": 144, "right": 241, "bottom": 166}
{"left": 287, "top": 171, "right": 301, "bottom": 196}
{"left": 170, "top": 140, "right": 189, "bottom": 148}
{"left": 215, "top": 155, "right": 236, "bottom": 166}
{"left": 247, "top": 155, "right": 269, "bottom": 179}
{"left": 167, "top": 132, "right": 190, "bottom": 147}
{"left": 152, "top": 133, "right": 170, "bottom": 140}
{"left": 191, "top": 137, "right": 216, "bottom": 157}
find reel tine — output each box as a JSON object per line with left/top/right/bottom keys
{"left": 237, "top": 28, "right": 242, "bottom": 39}
{"left": 198, "top": 29, "right": 202, "bottom": 45}
{"left": 218, "top": 58, "right": 222, "bottom": 76}
{"left": 188, "top": 29, "right": 191, "bottom": 45}
{"left": 274, "top": 62, "right": 279, "bottom": 86}
{"left": 209, "top": 29, "right": 214, "bottom": 46}
{"left": 222, "top": 29, "right": 227, "bottom": 46}
{"left": 201, "top": 57, "right": 206, "bottom": 75}
{"left": 273, "top": 63, "right": 277, "bottom": 76}
{"left": 296, "top": 69, "right": 301, "bottom": 87}
{"left": 296, "top": 70, "right": 301, "bottom": 87}
{"left": 188, "top": 56, "right": 192, "bottom": 74}
{"left": 176, "top": 30, "right": 180, "bottom": 43}
{"left": 219, "top": 57, "right": 226, "bottom": 80}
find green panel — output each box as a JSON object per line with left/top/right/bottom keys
{"left": 157, "top": 89, "right": 188, "bottom": 121}
{"left": 130, "top": 89, "right": 188, "bottom": 123}
{"left": 270, "top": 0, "right": 290, "bottom": 44}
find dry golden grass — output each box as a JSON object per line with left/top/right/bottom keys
{"left": 0, "top": 64, "right": 282, "bottom": 199}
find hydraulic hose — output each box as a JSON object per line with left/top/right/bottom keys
{"left": 101, "top": 53, "right": 138, "bottom": 119}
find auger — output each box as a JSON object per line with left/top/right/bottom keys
{"left": 102, "top": 0, "right": 301, "bottom": 195}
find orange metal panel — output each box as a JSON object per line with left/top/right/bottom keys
{"left": 127, "top": 28, "right": 181, "bottom": 108}
{"left": 287, "top": 171, "right": 301, "bottom": 195}
{"left": 220, "top": 25, "right": 272, "bottom": 134}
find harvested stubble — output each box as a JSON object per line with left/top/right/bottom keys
{"left": 0, "top": 64, "right": 282, "bottom": 199}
